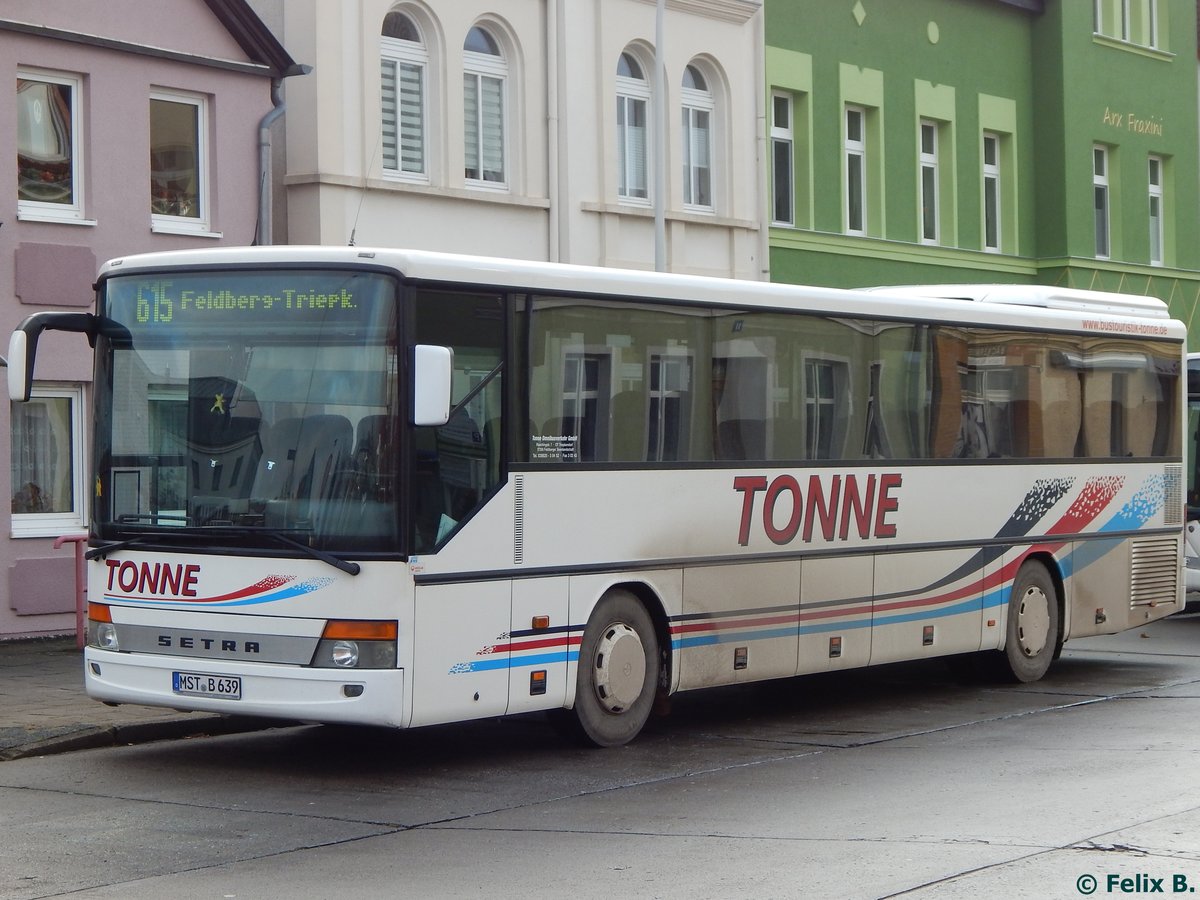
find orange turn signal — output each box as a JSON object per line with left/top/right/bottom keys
{"left": 88, "top": 602, "right": 113, "bottom": 623}
{"left": 321, "top": 620, "right": 397, "bottom": 641}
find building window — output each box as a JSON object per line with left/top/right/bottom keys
{"left": 844, "top": 106, "right": 866, "bottom": 235}
{"left": 1148, "top": 155, "right": 1163, "bottom": 266}
{"left": 11, "top": 385, "right": 86, "bottom": 538}
{"left": 681, "top": 64, "right": 713, "bottom": 210}
{"left": 1095, "top": 0, "right": 1158, "bottom": 48}
{"left": 463, "top": 26, "right": 506, "bottom": 187}
{"left": 1093, "top": 145, "right": 1110, "bottom": 259}
{"left": 16, "top": 70, "right": 84, "bottom": 221}
{"left": 919, "top": 120, "right": 939, "bottom": 244}
{"left": 648, "top": 353, "right": 693, "bottom": 461}
{"left": 771, "top": 92, "right": 794, "bottom": 226}
{"left": 616, "top": 52, "right": 649, "bottom": 202}
{"left": 150, "top": 92, "right": 208, "bottom": 230}
{"left": 982, "top": 132, "right": 1001, "bottom": 252}
{"left": 381, "top": 11, "right": 428, "bottom": 180}
{"left": 804, "top": 360, "right": 840, "bottom": 459}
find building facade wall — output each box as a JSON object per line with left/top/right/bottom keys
{"left": 766, "top": 0, "right": 1200, "bottom": 335}
{"left": 0, "top": 2, "right": 289, "bottom": 637}
{"left": 270, "top": 0, "right": 764, "bottom": 277}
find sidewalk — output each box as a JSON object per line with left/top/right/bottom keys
{"left": 0, "top": 637, "right": 277, "bottom": 761}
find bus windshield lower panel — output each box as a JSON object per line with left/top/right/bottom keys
{"left": 93, "top": 269, "right": 402, "bottom": 554}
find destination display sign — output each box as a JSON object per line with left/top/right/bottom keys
{"left": 103, "top": 269, "right": 395, "bottom": 333}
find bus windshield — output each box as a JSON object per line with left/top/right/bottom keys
{"left": 93, "top": 268, "right": 401, "bottom": 554}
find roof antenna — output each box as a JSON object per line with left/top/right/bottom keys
{"left": 349, "top": 131, "right": 382, "bottom": 246}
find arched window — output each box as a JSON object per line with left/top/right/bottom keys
{"left": 380, "top": 10, "right": 428, "bottom": 178}
{"left": 616, "top": 52, "right": 650, "bottom": 201}
{"left": 463, "top": 25, "right": 507, "bottom": 185}
{"left": 681, "top": 64, "right": 713, "bottom": 209}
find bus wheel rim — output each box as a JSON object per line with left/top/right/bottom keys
{"left": 592, "top": 623, "right": 647, "bottom": 714}
{"left": 1016, "top": 585, "right": 1051, "bottom": 657}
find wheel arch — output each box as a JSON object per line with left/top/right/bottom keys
{"left": 607, "top": 579, "right": 673, "bottom": 697}
{"left": 1015, "top": 549, "right": 1066, "bottom": 651}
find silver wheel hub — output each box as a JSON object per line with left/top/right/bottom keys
{"left": 1016, "top": 585, "right": 1051, "bottom": 657}
{"left": 591, "top": 623, "right": 647, "bottom": 713}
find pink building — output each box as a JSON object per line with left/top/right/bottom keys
{"left": 1, "top": 1, "right": 301, "bottom": 638}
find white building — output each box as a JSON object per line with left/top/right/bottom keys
{"left": 255, "top": 0, "right": 765, "bottom": 278}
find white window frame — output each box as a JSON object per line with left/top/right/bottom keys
{"left": 616, "top": 53, "right": 650, "bottom": 204}
{"left": 149, "top": 90, "right": 212, "bottom": 235}
{"left": 681, "top": 65, "right": 714, "bottom": 212}
{"left": 463, "top": 31, "right": 508, "bottom": 190}
{"left": 1095, "top": 0, "right": 1159, "bottom": 48}
{"left": 16, "top": 69, "right": 87, "bottom": 224}
{"left": 770, "top": 91, "right": 794, "bottom": 226}
{"left": 1093, "top": 144, "right": 1110, "bottom": 259}
{"left": 11, "top": 384, "right": 87, "bottom": 538}
{"left": 982, "top": 132, "right": 1001, "bottom": 253}
{"left": 844, "top": 106, "right": 867, "bottom": 236}
{"left": 919, "top": 119, "right": 939, "bottom": 244}
{"left": 1148, "top": 155, "right": 1163, "bottom": 266}
{"left": 381, "top": 20, "right": 429, "bottom": 182}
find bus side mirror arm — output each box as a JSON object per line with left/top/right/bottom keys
{"left": 8, "top": 312, "right": 98, "bottom": 402}
{"left": 412, "top": 344, "right": 453, "bottom": 426}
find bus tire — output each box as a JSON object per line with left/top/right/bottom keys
{"left": 996, "top": 561, "right": 1059, "bottom": 683}
{"left": 570, "top": 590, "right": 659, "bottom": 748}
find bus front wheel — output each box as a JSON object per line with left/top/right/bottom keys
{"left": 997, "top": 561, "right": 1060, "bottom": 683}
{"left": 570, "top": 590, "right": 660, "bottom": 747}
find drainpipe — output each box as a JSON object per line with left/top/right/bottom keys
{"left": 256, "top": 77, "right": 287, "bottom": 246}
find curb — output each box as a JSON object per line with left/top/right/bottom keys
{"left": 0, "top": 715, "right": 292, "bottom": 761}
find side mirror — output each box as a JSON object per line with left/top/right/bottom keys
{"left": 9, "top": 312, "right": 96, "bottom": 402}
{"left": 412, "top": 344, "right": 453, "bottom": 426}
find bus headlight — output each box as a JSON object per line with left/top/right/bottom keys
{"left": 88, "top": 603, "right": 119, "bottom": 651}
{"left": 311, "top": 620, "right": 397, "bottom": 669}
{"left": 95, "top": 622, "right": 120, "bottom": 651}
{"left": 331, "top": 640, "right": 359, "bottom": 668}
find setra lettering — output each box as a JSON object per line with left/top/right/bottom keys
{"left": 734, "top": 473, "right": 902, "bottom": 547}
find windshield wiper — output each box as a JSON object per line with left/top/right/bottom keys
{"left": 254, "top": 528, "right": 361, "bottom": 576}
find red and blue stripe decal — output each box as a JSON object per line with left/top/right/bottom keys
{"left": 103, "top": 574, "right": 334, "bottom": 608}
{"left": 447, "top": 473, "right": 1168, "bottom": 673}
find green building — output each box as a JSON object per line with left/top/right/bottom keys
{"left": 766, "top": 0, "right": 1200, "bottom": 337}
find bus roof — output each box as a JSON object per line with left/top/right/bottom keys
{"left": 98, "top": 246, "right": 1185, "bottom": 339}
{"left": 867, "top": 283, "right": 1170, "bottom": 318}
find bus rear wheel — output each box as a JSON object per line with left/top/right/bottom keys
{"left": 570, "top": 590, "right": 660, "bottom": 748}
{"left": 996, "top": 561, "right": 1060, "bottom": 683}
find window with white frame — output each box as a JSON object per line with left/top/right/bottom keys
{"left": 681, "top": 64, "right": 713, "bottom": 210}
{"left": 982, "top": 132, "right": 1001, "bottom": 252}
{"left": 1148, "top": 155, "right": 1163, "bottom": 266}
{"left": 771, "top": 92, "right": 794, "bottom": 226}
{"left": 844, "top": 106, "right": 867, "bottom": 235}
{"left": 11, "top": 385, "right": 86, "bottom": 537}
{"left": 616, "top": 52, "right": 650, "bottom": 202}
{"left": 463, "top": 26, "right": 506, "bottom": 187}
{"left": 150, "top": 91, "right": 209, "bottom": 230}
{"left": 919, "top": 119, "right": 939, "bottom": 244}
{"left": 381, "top": 11, "right": 428, "bottom": 180}
{"left": 16, "top": 70, "right": 84, "bottom": 221}
{"left": 1094, "top": 0, "right": 1158, "bottom": 48}
{"left": 1093, "top": 145, "right": 1110, "bottom": 259}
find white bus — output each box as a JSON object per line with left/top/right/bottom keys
{"left": 9, "top": 248, "right": 1186, "bottom": 746}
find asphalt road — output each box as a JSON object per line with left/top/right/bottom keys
{"left": 2, "top": 614, "right": 1199, "bottom": 899}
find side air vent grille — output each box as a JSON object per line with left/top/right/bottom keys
{"left": 513, "top": 475, "right": 524, "bottom": 565}
{"left": 1129, "top": 536, "right": 1179, "bottom": 609}
{"left": 1163, "top": 464, "right": 1183, "bottom": 526}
